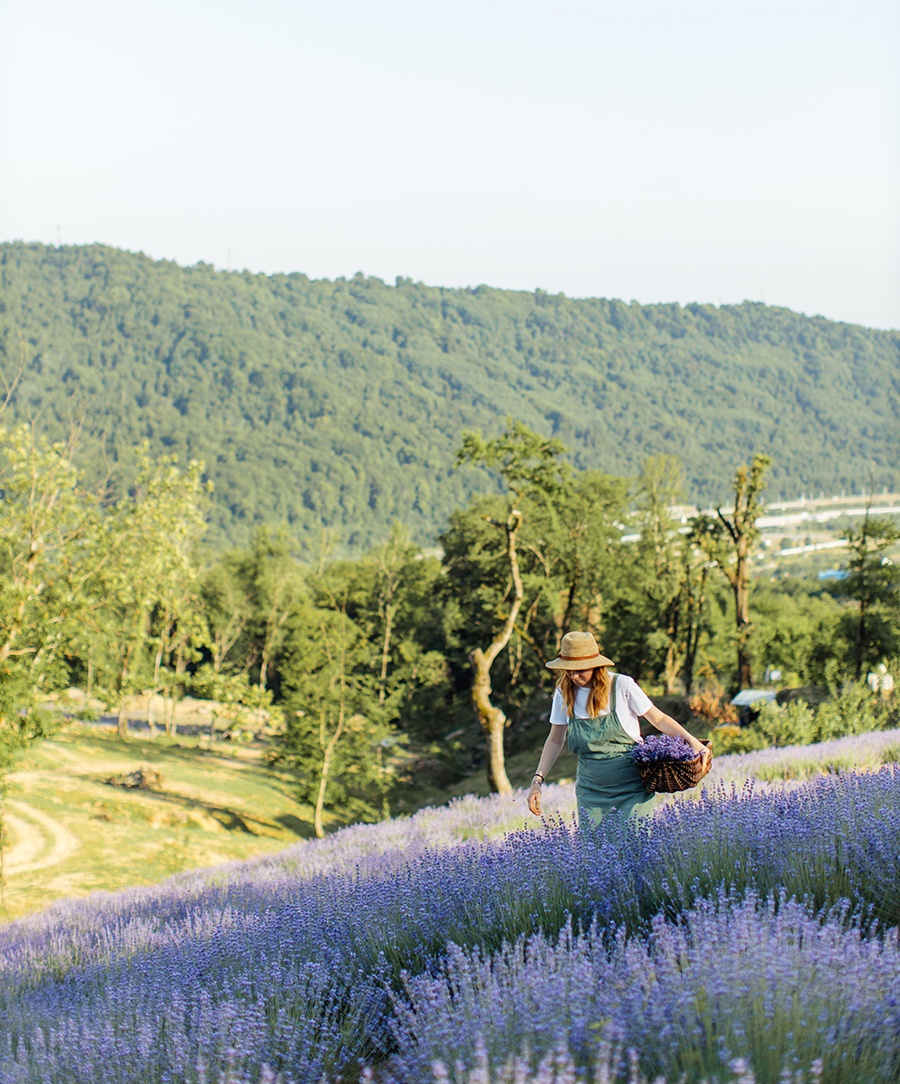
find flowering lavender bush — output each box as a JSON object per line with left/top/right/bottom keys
{"left": 701, "top": 728, "right": 900, "bottom": 790}
{"left": 630, "top": 733, "right": 696, "bottom": 763}
{"left": 0, "top": 746, "right": 897, "bottom": 1083}
{"left": 374, "top": 1042, "right": 824, "bottom": 1084}
{"left": 386, "top": 894, "right": 900, "bottom": 1083}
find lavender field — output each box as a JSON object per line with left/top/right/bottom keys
{"left": 2, "top": 732, "right": 900, "bottom": 1084}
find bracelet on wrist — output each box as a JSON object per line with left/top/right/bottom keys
{"left": 532, "top": 772, "right": 544, "bottom": 785}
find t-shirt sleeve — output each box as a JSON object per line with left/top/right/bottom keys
{"left": 549, "top": 687, "right": 568, "bottom": 726}
{"left": 619, "top": 675, "right": 653, "bottom": 718}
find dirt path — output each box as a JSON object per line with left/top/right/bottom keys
{"left": 2, "top": 800, "right": 80, "bottom": 875}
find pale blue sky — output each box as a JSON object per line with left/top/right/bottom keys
{"left": 1, "top": 0, "right": 898, "bottom": 329}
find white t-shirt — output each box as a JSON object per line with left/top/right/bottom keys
{"left": 549, "top": 674, "right": 653, "bottom": 742}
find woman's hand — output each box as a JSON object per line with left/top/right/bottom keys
{"left": 527, "top": 782, "right": 542, "bottom": 816}
{"left": 691, "top": 740, "right": 711, "bottom": 761}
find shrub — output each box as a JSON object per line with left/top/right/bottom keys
{"left": 754, "top": 699, "right": 819, "bottom": 747}
{"left": 717, "top": 682, "right": 895, "bottom": 756}
{"left": 711, "top": 723, "right": 769, "bottom": 755}
{"left": 2, "top": 754, "right": 899, "bottom": 1083}
{"left": 816, "top": 680, "right": 884, "bottom": 740}
{"left": 688, "top": 688, "right": 739, "bottom": 726}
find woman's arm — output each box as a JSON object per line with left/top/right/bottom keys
{"left": 527, "top": 724, "right": 568, "bottom": 816}
{"left": 642, "top": 705, "right": 709, "bottom": 758}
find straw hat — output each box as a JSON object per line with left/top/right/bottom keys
{"left": 546, "top": 631, "right": 613, "bottom": 670}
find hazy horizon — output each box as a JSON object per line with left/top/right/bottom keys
{"left": 2, "top": 0, "right": 898, "bottom": 331}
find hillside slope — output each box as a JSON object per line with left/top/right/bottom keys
{"left": 2, "top": 242, "right": 897, "bottom": 549}
{"left": 1, "top": 724, "right": 308, "bottom": 922}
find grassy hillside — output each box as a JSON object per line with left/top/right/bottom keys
{"left": 0, "top": 717, "right": 562, "bottom": 922}
{"left": 0, "top": 724, "right": 312, "bottom": 922}
{"left": 2, "top": 241, "right": 898, "bottom": 550}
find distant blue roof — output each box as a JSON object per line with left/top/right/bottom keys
{"left": 730, "top": 689, "right": 778, "bottom": 707}
{"left": 818, "top": 569, "right": 849, "bottom": 581}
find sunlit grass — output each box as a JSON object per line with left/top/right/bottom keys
{"left": 1, "top": 723, "right": 312, "bottom": 921}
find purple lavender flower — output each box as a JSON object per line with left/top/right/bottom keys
{"left": 630, "top": 733, "right": 696, "bottom": 764}
{"left": 385, "top": 894, "right": 900, "bottom": 1084}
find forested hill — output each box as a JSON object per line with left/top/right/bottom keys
{"left": 1, "top": 241, "right": 897, "bottom": 550}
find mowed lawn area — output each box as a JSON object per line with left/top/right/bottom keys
{"left": 1, "top": 724, "right": 313, "bottom": 921}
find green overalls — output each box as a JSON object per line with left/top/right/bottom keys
{"left": 567, "top": 674, "right": 658, "bottom": 826}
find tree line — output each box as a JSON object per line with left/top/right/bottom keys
{"left": 2, "top": 241, "right": 897, "bottom": 552}
{"left": 1, "top": 420, "right": 896, "bottom": 833}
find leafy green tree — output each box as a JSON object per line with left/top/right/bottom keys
{"left": 239, "top": 528, "right": 306, "bottom": 696}
{"left": 312, "top": 525, "right": 450, "bottom": 741}
{"left": 199, "top": 556, "right": 254, "bottom": 674}
{"left": 634, "top": 456, "right": 687, "bottom": 691}
{"left": 530, "top": 469, "right": 629, "bottom": 652}
{"left": 749, "top": 584, "right": 842, "bottom": 686}
{"left": 677, "top": 538, "right": 715, "bottom": 696}
{"left": 450, "top": 420, "right": 570, "bottom": 794}
{"left": 143, "top": 531, "right": 211, "bottom": 737}
{"left": 840, "top": 509, "right": 899, "bottom": 679}
{"left": 190, "top": 663, "right": 276, "bottom": 747}
{"left": 275, "top": 603, "right": 399, "bottom": 837}
{"left": 89, "top": 450, "right": 209, "bottom": 738}
{"left": 694, "top": 455, "right": 771, "bottom": 688}
{"left": 606, "top": 456, "right": 686, "bottom": 688}
{"left": 0, "top": 425, "right": 97, "bottom": 777}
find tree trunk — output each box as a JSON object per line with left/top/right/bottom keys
{"left": 663, "top": 639, "right": 680, "bottom": 695}
{"left": 163, "top": 693, "right": 175, "bottom": 738}
{"left": 471, "top": 647, "right": 513, "bottom": 794}
{"left": 469, "top": 509, "right": 524, "bottom": 796}
{"left": 561, "top": 554, "right": 580, "bottom": 634}
{"left": 733, "top": 542, "right": 752, "bottom": 688}
{"left": 168, "top": 645, "right": 187, "bottom": 738}
{"left": 378, "top": 601, "right": 393, "bottom": 706}
{"left": 313, "top": 748, "right": 331, "bottom": 839}
{"left": 258, "top": 646, "right": 270, "bottom": 695}
{"left": 683, "top": 564, "right": 707, "bottom": 697}
{"left": 116, "top": 701, "right": 129, "bottom": 739}
{"left": 855, "top": 600, "right": 868, "bottom": 682}
{"left": 118, "top": 634, "right": 140, "bottom": 738}
{"left": 147, "top": 692, "right": 156, "bottom": 740}
{"left": 117, "top": 651, "right": 131, "bottom": 740}
{"left": 715, "top": 457, "right": 769, "bottom": 690}
{"left": 314, "top": 715, "right": 344, "bottom": 838}
{"left": 485, "top": 698, "right": 511, "bottom": 795}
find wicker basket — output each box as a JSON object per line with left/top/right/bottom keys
{"left": 637, "top": 740, "right": 712, "bottom": 794}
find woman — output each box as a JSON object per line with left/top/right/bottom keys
{"left": 528, "top": 631, "right": 708, "bottom": 825}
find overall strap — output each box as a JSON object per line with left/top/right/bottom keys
{"left": 608, "top": 673, "right": 619, "bottom": 717}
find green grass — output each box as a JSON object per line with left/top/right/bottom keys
{"left": 1, "top": 724, "right": 316, "bottom": 922}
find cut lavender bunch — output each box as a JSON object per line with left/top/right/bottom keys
{"left": 630, "top": 733, "right": 696, "bottom": 764}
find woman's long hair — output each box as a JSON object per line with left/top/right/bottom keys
{"left": 557, "top": 666, "right": 612, "bottom": 718}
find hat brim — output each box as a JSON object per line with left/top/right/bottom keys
{"left": 546, "top": 653, "right": 614, "bottom": 670}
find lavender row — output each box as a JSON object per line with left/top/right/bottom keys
{"left": 0, "top": 765, "right": 898, "bottom": 1083}
{"left": 385, "top": 893, "right": 900, "bottom": 1083}
{"left": 701, "top": 727, "right": 900, "bottom": 787}
{"left": 8, "top": 723, "right": 898, "bottom": 977}
{"left": 5, "top": 727, "right": 896, "bottom": 968}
